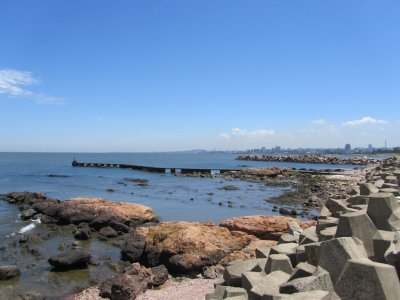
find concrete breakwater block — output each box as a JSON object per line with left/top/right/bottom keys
{"left": 318, "top": 237, "right": 367, "bottom": 284}
{"left": 384, "top": 231, "right": 400, "bottom": 275}
{"left": 316, "top": 217, "right": 338, "bottom": 235}
{"left": 359, "top": 183, "right": 379, "bottom": 196}
{"left": 367, "top": 192, "right": 400, "bottom": 231}
{"left": 206, "top": 286, "right": 248, "bottom": 300}
{"left": 335, "top": 258, "right": 400, "bottom": 300}
{"left": 372, "top": 230, "right": 396, "bottom": 262}
{"left": 248, "top": 271, "right": 290, "bottom": 300}
{"left": 287, "top": 262, "right": 316, "bottom": 281}
{"left": 270, "top": 243, "right": 298, "bottom": 266}
{"left": 280, "top": 267, "right": 334, "bottom": 294}
{"left": 223, "top": 259, "right": 265, "bottom": 287}
{"left": 334, "top": 210, "right": 377, "bottom": 257}
{"left": 265, "top": 254, "right": 294, "bottom": 275}
{"left": 325, "top": 199, "right": 347, "bottom": 217}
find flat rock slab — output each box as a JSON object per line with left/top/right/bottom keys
{"left": 220, "top": 215, "right": 314, "bottom": 240}
{"left": 34, "top": 197, "right": 157, "bottom": 227}
{"left": 48, "top": 250, "right": 92, "bottom": 270}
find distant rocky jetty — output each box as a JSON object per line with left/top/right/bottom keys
{"left": 236, "top": 154, "right": 381, "bottom": 165}
{"left": 206, "top": 156, "right": 400, "bottom": 300}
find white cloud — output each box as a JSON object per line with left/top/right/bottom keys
{"left": 311, "top": 119, "right": 326, "bottom": 125}
{"left": 220, "top": 128, "right": 276, "bottom": 140}
{"left": 0, "top": 68, "right": 64, "bottom": 104}
{"left": 0, "top": 69, "right": 38, "bottom": 96}
{"left": 343, "top": 116, "right": 388, "bottom": 126}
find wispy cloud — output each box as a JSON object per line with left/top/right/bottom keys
{"left": 311, "top": 119, "right": 326, "bottom": 125}
{"left": 220, "top": 128, "right": 276, "bottom": 140}
{"left": 343, "top": 116, "right": 388, "bottom": 126}
{"left": 0, "top": 68, "right": 64, "bottom": 104}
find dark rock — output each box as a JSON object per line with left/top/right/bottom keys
{"left": 0, "top": 265, "right": 21, "bottom": 280}
{"left": 279, "top": 207, "right": 290, "bottom": 215}
{"left": 90, "top": 212, "right": 126, "bottom": 231}
{"left": 121, "top": 233, "right": 146, "bottom": 262}
{"left": 110, "top": 222, "right": 130, "bottom": 234}
{"left": 219, "top": 185, "right": 240, "bottom": 191}
{"left": 151, "top": 265, "right": 169, "bottom": 286}
{"left": 47, "top": 174, "right": 70, "bottom": 178}
{"left": 99, "top": 226, "right": 118, "bottom": 238}
{"left": 48, "top": 250, "right": 92, "bottom": 270}
{"left": 99, "top": 263, "right": 152, "bottom": 300}
{"left": 36, "top": 214, "right": 58, "bottom": 224}
{"left": 33, "top": 199, "right": 61, "bottom": 218}
{"left": 74, "top": 222, "right": 91, "bottom": 240}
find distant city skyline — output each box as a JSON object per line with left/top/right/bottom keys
{"left": 1, "top": 1, "right": 399, "bottom": 152}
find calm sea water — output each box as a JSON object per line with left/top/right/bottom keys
{"left": 0, "top": 152, "right": 358, "bottom": 225}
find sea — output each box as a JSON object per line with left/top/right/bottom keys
{"left": 0, "top": 152, "right": 365, "bottom": 296}
{"left": 0, "top": 152, "right": 360, "bottom": 225}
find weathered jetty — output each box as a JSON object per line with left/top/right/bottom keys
{"left": 71, "top": 160, "right": 241, "bottom": 174}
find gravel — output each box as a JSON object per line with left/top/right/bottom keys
{"left": 69, "top": 277, "right": 217, "bottom": 300}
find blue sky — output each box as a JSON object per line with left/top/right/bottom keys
{"left": 0, "top": 1, "right": 399, "bottom": 152}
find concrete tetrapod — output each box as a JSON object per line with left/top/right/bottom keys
{"left": 384, "top": 231, "right": 400, "bottom": 276}
{"left": 265, "top": 254, "right": 293, "bottom": 275}
{"left": 246, "top": 271, "right": 290, "bottom": 300}
{"left": 318, "top": 237, "right": 367, "bottom": 284}
{"left": 279, "top": 267, "right": 334, "bottom": 294}
{"left": 335, "top": 258, "right": 400, "bottom": 300}
{"left": 223, "top": 259, "right": 266, "bottom": 287}
{"left": 367, "top": 192, "right": 400, "bottom": 231}
{"left": 206, "top": 286, "right": 248, "bottom": 300}
{"left": 334, "top": 210, "right": 377, "bottom": 257}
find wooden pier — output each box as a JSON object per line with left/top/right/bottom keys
{"left": 71, "top": 160, "right": 241, "bottom": 174}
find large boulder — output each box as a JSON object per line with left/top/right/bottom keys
{"left": 34, "top": 197, "right": 157, "bottom": 228}
{"left": 48, "top": 250, "right": 92, "bottom": 270}
{"left": 220, "top": 215, "right": 314, "bottom": 240}
{"left": 150, "top": 265, "right": 169, "bottom": 286}
{"left": 121, "top": 230, "right": 147, "bottom": 262}
{"left": 141, "top": 221, "right": 253, "bottom": 273}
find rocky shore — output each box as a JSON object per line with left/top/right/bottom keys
{"left": 0, "top": 192, "right": 311, "bottom": 299}
{"left": 206, "top": 156, "right": 400, "bottom": 300}
{"left": 1, "top": 156, "right": 399, "bottom": 299}
{"left": 236, "top": 154, "right": 381, "bottom": 165}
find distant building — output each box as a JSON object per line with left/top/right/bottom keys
{"left": 368, "top": 144, "right": 373, "bottom": 152}
{"left": 344, "top": 144, "right": 351, "bottom": 154}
